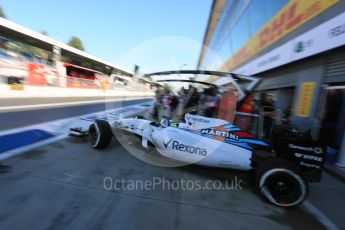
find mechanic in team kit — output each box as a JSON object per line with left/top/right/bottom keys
{"left": 202, "top": 86, "right": 221, "bottom": 118}
{"left": 263, "top": 93, "right": 276, "bottom": 138}
{"left": 154, "top": 84, "right": 227, "bottom": 121}
{"left": 183, "top": 85, "right": 200, "bottom": 115}
{"left": 161, "top": 87, "right": 179, "bottom": 119}
{"left": 152, "top": 86, "right": 165, "bottom": 120}
{"left": 153, "top": 83, "right": 269, "bottom": 127}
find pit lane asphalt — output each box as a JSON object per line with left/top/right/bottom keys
{"left": 0, "top": 96, "right": 152, "bottom": 107}
{"left": 0, "top": 97, "right": 152, "bottom": 131}
{"left": 0, "top": 134, "right": 329, "bottom": 230}
{"left": 0, "top": 98, "right": 344, "bottom": 229}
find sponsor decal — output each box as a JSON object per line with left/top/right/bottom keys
{"left": 300, "top": 161, "right": 321, "bottom": 169}
{"left": 294, "top": 153, "right": 323, "bottom": 162}
{"left": 201, "top": 129, "right": 239, "bottom": 141}
{"left": 163, "top": 138, "right": 173, "bottom": 148}
{"left": 329, "top": 23, "right": 345, "bottom": 38}
{"left": 257, "top": 54, "right": 281, "bottom": 67}
{"left": 172, "top": 141, "right": 207, "bottom": 156}
{"left": 289, "top": 144, "right": 323, "bottom": 154}
{"left": 186, "top": 115, "right": 210, "bottom": 124}
{"left": 183, "top": 124, "right": 266, "bottom": 150}
{"left": 294, "top": 39, "right": 313, "bottom": 53}
{"left": 163, "top": 138, "right": 207, "bottom": 156}
{"left": 296, "top": 81, "right": 316, "bottom": 118}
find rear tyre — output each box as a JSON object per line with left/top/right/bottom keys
{"left": 255, "top": 159, "right": 308, "bottom": 207}
{"left": 88, "top": 120, "right": 113, "bottom": 149}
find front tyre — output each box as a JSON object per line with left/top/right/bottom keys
{"left": 256, "top": 159, "right": 308, "bottom": 207}
{"left": 88, "top": 120, "right": 113, "bottom": 149}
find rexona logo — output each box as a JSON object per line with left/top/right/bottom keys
{"left": 201, "top": 129, "right": 239, "bottom": 141}
{"left": 164, "top": 139, "right": 207, "bottom": 156}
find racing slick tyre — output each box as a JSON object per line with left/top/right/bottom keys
{"left": 88, "top": 120, "right": 113, "bottom": 149}
{"left": 255, "top": 159, "right": 308, "bottom": 207}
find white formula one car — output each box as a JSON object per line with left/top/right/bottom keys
{"left": 71, "top": 70, "right": 326, "bottom": 207}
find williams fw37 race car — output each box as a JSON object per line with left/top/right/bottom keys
{"left": 70, "top": 70, "right": 326, "bottom": 208}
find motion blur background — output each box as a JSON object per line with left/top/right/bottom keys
{"left": 1, "top": 1, "right": 345, "bottom": 229}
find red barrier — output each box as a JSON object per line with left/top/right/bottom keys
{"left": 236, "top": 96, "right": 254, "bottom": 131}
{"left": 26, "top": 63, "right": 47, "bottom": 86}
{"left": 66, "top": 76, "right": 98, "bottom": 89}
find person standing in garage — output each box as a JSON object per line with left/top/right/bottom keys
{"left": 263, "top": 93, "right": 276, "bottom": 138}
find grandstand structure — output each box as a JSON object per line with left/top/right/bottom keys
{"left": 0, "top": 17, "right": 132, "bottom": 77}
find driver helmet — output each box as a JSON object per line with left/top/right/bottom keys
{"left": 160, "top": 117, "right": 178, "bottom": 128}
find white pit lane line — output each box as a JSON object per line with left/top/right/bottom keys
{"left": 303, "top": 200, "right": 340, "bottom": 230}
{"left": 0, "top": 101, "right": 152, "bottom": 161}
{"left": 0, "top": 97, "right": 152, "bottom": 112}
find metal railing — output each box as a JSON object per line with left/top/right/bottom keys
{"left": 234, "top": 108, "right": 287, "bottom": 138}
{"left": 234, "top": 111, "right": 262, "bottom": 137}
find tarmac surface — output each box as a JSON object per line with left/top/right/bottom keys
{"left": 0, "top": 97, "right": 151, "bottom": 131}
{"left": 1, "top": 133, "right": 344, "bottom": 230}
{"left": 0, "top": 96, "right": 152, "bottom": 107}
{"left": 0, "top": 98, "right": 345, "bottom": 229}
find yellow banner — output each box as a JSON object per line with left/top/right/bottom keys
{"left": 220, "top": 0, "right": 339, "bottom": 72}
{"left": 296, "top": 81, "right": 316, "bottom": 118}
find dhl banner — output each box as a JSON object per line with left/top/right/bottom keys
{"left": 296, "top": 81, "right": 316, "bottom": 118}
{"left": 233, "top": 10, "right": 345, "bottom": 76}
{"left": 220, "top": 0, "right": 339, "bottom": 72}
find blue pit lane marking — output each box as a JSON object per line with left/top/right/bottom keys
{"left": 0, "top": 102, "right": 151, "bottom": 158}
{"left": 0, "top": 129, "right": 55, "bottom": 154}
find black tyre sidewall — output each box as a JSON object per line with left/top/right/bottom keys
{"left": 256, "top": 159, "right": 308, "bottom": 207}
{"left": 89, "top": 120, "right": 113, "bottom": 149}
